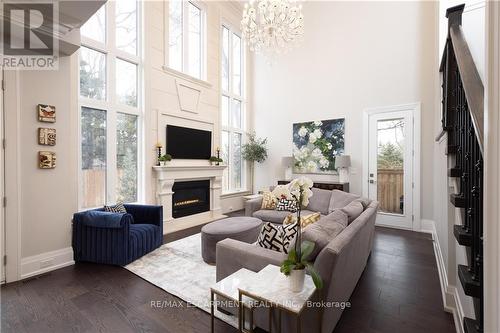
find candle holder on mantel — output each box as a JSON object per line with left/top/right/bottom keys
{"left": 216, "top": 147, "right": 220, "bottom": 166}
{"left": 155, "top": 143, "right": 163, "bottom": 166}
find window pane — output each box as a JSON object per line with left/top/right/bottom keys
{"left": 81, "top": 107, "right": 107, "bottom": 208}
{"left": 221, "top": 27, "right": 229, "bottom": 91}
{"left": 232, "top": 99, "right": 242, "bottom": 129}
{"left": 116, "top": 113, "right": 138, "bottom": 203}
{"left": 232, "top": 133, "right": 242, "bottom": 189}
{"left": 222, "top": 131, "right": 230, "bottom": 191}
{"left": 377, "top": 118, "right": 405, "bottom": 214}
{"left": 81, "top": 5, "right": 106, "bottom": 43}
{"left": 116, "top": 0, "right": 137, "bottom": 55}
{"left": 80, "top": 47, "right": 106, "bottom": 100}
{"left": 188, "top": 2, "right": 201, "bottom": 78}
{"left": 116, "top": 59, "right": 137, "bottom": 107}
{"left": 169, "top": 0, "right": 183, "bottom": 71}
{"left": 232, "top": 33, "right": 242, "bottom": 95}
{"left": 221, "top": 95, "right": 229, "bottom": 127}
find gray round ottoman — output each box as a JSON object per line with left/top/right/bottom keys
{"left": 201, "top": 217, "right": 263, "bottom": 264}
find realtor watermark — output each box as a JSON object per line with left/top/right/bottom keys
{"left": 150, "top": 299, "right": 352, "bottom": 310}
{"left": 1, "top": 2, "right": 59, "bottom": 69}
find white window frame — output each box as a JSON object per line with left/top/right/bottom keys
{"left": 78, "top": 1, "right": 144, "bottom": 209}
{"left": 221, "top": 22, "right": 246, "bottom": 194}
{"left": 165, "top": 0, "right": 207, "bottom": 81}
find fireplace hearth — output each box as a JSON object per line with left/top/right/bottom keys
{"left": 172, "top": 180, "right": 210, "bottom": 218}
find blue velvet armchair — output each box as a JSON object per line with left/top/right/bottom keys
{"left": 72, "top": 204, "right": 163, "bottom": 266}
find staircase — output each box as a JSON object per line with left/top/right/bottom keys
{"left": 440, "top": 4, "right": 484, "bottom": 333}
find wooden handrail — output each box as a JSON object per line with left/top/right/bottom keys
{"left": 450, "top": 25, "right": 485, "bottom": 154}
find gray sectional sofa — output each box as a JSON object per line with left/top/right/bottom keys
{"left": 216, "top": 188, "right": 379, "bottom": 332}
{"left": 245, "top": 187, "right": 361, "bottom": 223}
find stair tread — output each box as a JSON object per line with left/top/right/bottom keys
{"left": 464, "top": 317, "right": 481, "bottom": 333}
{"left": 450, "top": 193, "right": 466, "bottom": 207}
{"left": 453, "top": 225, "right": 472, "bottom": 246}
{"left": 458, "top": 265, "right": 481, "bottom": 298}
{"left": 449, "top": 167, "right": 462, "bottom": 178}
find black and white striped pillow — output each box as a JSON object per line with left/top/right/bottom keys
{"left": 276, "top": 198, "right": 298, "bottom": 212}
{"left": 257, "top": 222, "right": 298, "bottom": 253}
{"left": 104, "top": 201, "right": 127, "bottom": 213}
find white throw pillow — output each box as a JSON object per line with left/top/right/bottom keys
{"left": 257, "top": 222, "right": 298, "bottom": 253}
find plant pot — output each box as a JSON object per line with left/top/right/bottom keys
{"left": 289, "top": 269, "right": 306, "bottom": 292}
{"left": 159, "top": 161, "right": 168, "bottom": 166}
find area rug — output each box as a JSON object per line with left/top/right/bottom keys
{"left": 125, "top": 233, "right": 238, "bottom": 328}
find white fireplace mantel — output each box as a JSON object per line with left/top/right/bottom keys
{"left": 153, "top": 165, "right": 227, "bottom": 229}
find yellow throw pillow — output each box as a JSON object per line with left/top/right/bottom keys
{"left": 283, "top": 212, "right": 321, "bottom": 229}
{"left": 261, "top": 191, "right": 277, "bottom": 210}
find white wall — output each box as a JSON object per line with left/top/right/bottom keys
{"left": 4, "top": 55, "right": 79, "bottom": 279}
{"left": 252, "top": 1, "right": 438, "bottom": 220}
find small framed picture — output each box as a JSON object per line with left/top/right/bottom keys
{"left": 39, "top": 151, "right": 56, "bottom": 169}
{"left": 38, "top": 104, "right": 56, "bottom": 123}
{"left": 38, "top": 128, "right": 56, "bottom": 146}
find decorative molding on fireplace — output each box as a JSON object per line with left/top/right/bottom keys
{"left": 153, "top": 165, "right": 227, "bottom": 231}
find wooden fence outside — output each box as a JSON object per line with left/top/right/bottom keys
{"left": 377, "top": 168, "right": 404, "bottom": 214}
{"left": 82, "top": 169, "right": 106, "bottom": 208}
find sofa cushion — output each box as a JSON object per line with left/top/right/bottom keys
{"left": 340, "top": 200, "right": 364, "bottom": 224}
{"left": 305, "top": 187, "right": 332, "bottom": 215}
{"left": 257, "top": 222, "right": 298, "bottom": 253}
{"left": 301, "top": 210, "right": 348, "bottom": 260}
{"left": 283, "top": 212, "right": 321, "bottom": 229}
{"left": 328, "top": 190, "right": 360, "bottom": 213}
{"left": 276, "top": 198, "right": 298, "bottom": 212}
{"left": 253, "top": 209, "right": 318, "bottom": 224}
{"left": 129, "top": 224, "right": 161, "bottom": 261}
{"left": 261, "top": 191, "right": 277, "bottom": 210}
{"left": 104, "top": 201, "right": 127, "bottom": 213}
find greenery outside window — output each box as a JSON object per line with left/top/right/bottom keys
{"left": 221, "top": 24, "right": 245, "bottom": 193}
{"left": 79, "top": 1, "right": 142, "bottom": 208}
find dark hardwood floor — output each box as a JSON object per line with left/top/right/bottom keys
{"left": 1, "top": 214, "right": 455, "bottom": 333}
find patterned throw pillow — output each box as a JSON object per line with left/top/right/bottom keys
{"left": 260, "top": 191, "right": 277, "bottom": 210}
{"left": 283, "top": 212, "right": 321, "bottom": 229}
{"left": 276, "top": 198, "right": 298, "bottom": 212}
{"left": 104, "top": 202, "right": 127, "bottom": 213}
{"left": 257, "top": 222, "right": 298, "bottom": 253}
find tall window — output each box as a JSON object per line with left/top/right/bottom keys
{"left": 221, "top": 25, "right": 245, "bottom": 193}
{"left": 168, "top": 0, "right": 205, "bottom": 79}
{"left": 79, "top": 1, "right": 141, "bottom": 208}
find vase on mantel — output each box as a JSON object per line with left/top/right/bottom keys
{"left": 289, "top": 269, "right": 306, "bottom": 292}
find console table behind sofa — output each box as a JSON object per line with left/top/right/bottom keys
{"left": 277, "top": 180, "right": 349, "bottom": 193}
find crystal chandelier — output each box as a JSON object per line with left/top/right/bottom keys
{"left": 241, "top": 0, "right": 304, "bottom": 57}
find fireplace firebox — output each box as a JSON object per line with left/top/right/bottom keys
{"left": 172, "top": 180, "right": 210, "bottom": 218}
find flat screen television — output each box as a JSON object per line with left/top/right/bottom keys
{"left": 166, "top": 125, "right": 212, "bottom": 159}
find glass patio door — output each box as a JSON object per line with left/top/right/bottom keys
{"left": 367, "top": 110, "right": 414, "bottom": 229}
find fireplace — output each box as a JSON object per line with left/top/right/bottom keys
{"left": 172, "top": 180, "right": 210, "bottom": 218}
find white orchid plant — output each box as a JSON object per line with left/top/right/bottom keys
{"left": 280, "top": 177, "right": 324, "bottom": 289}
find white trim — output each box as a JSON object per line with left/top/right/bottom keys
{"left": 161, "top": 65, "right": 212, "bottom": 88}
{"left": 420, "top": 219, "right": 463, "bottom": 333}
{"left": 362, "top": 102, "right": 422, "bottom": 231}
{"left": 3, "top": 70, "right": 21, "bottom": 282}
{"left": 20, "top": 247, "right": 74, "bottom": 280}
{"left": 484, "top": 1, "right": 500, "bottom": 332}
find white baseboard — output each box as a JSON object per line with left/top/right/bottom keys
{"left": 20, "top": 247, "right": 74, "bottom": 280}
{"left": 421, "top": 219, "right": 464, "bottom": 333}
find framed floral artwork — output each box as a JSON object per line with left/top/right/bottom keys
{"left": 292, "top": 118, "right": 345, "bottom": 174}
{"left": 38, "top": 128, "right": 56, "bottom": 146}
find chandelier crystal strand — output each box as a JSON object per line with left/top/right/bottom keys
{"left": 241, "top": 0, "right": 304, "bottom": 59}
